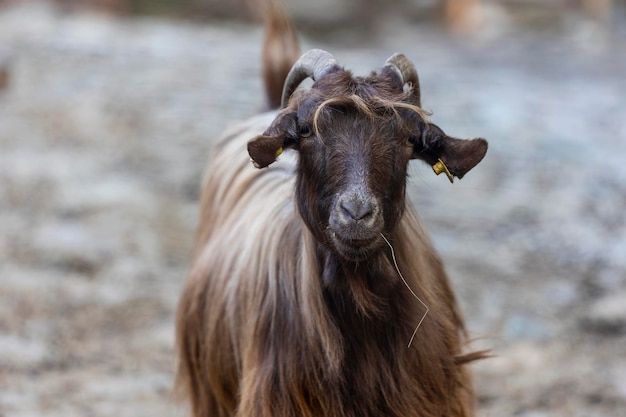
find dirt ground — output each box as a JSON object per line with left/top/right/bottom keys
{"left": 1, "top": 2, "right": 625, "bottom": 417}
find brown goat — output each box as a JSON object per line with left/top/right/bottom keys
{"left": 175, "top": 3, "right": 489, "bottom": 417}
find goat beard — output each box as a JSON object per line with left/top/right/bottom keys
{"left": 320, "top": 244, "right": 402, "bottom": 319}
{"left": 297, "top": 186, "right": 409, "bottom": 318}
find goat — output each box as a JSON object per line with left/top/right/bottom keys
{"left": 175, "top": 3, "right": 489, "bottom": 417}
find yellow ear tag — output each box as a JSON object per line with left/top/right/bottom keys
{"left": 432, "top": 158, "right": 454, "bottom": 183}
{"left": 275, "top": 147, "right": 283, "bottom": 158}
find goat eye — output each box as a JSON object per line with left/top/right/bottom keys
{"left": 407, "top": 136, "right": 418, "bottom": 146}
{"left": 299, "top": 125, "right": 312, "bottom": 138}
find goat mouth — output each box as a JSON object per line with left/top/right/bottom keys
{"left": 329, "top": 231, "right": 382, "bottom": 261}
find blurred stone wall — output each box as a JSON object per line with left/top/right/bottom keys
{"left": 2, "top": 0, "right": 623, "bottom": 32}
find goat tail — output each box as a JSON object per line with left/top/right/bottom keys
{"left": 253, "top": 0, "right": 300, "bottom": 109}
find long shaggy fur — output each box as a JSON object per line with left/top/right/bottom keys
{"left": 176, "top": 113, "right": 483, "bottom": 417}
{"left": 175, "top": 2, "right": 487, "bottom": 416}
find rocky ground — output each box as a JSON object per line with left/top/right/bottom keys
{"left": 1, "top": 2, "right": 625, "bottom": 416}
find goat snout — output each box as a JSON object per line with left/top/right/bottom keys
{"left": 340, "top": 197, "right": 375, "bottom": 222}
{"left": 330, "top": 191, "right": 382, "bottom": 240}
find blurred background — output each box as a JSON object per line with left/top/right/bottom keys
{"left": 0, "top": 0, "right": 625, "bottom": 416}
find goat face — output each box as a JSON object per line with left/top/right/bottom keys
{"left": 296, "top": 91, "right": 414, "bottom": 262}
{"left": 248, "top": 50, "right": 488, "bottom": 262}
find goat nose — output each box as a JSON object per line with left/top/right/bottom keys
{"left": 340, "top": 198, "right": 374, "bottom": 221}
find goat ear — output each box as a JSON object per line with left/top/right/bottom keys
{"left": 415, "top": 123, "right": 488, "bottom": 180}
{"left": 248, "top": 110, "right": 297, "bottom": 168}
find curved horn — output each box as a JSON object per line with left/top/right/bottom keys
{"left": 384, "top": 53, "right": 421, "bottom": 106}
{"left": 280, "top": 49, "right": 338, "bottom": 108}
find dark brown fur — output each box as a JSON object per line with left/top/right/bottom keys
{"left": 257, "top": 0, "right": 300, "bottom": 109}
{"left": 175, "top": 2, "right": 488, "bottom": 417}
